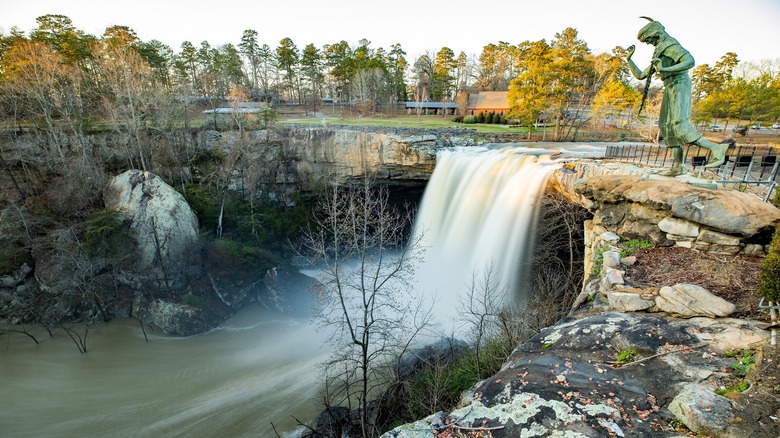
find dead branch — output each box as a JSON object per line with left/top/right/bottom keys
{"left": 0, "top": 326, "right": 39, "bottom": 344}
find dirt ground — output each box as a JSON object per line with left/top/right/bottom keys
{"left": 625, "top": 246, "right": 780, "bottom": 436}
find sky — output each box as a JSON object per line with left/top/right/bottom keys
{"left": 1, "top": 0, "right": 779, "bottom": 68}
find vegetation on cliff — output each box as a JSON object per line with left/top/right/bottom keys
{"left": 758, "top": 225, "right": 780, "bottom": 303}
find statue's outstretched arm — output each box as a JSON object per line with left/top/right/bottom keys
{"left": 626, "top": 44, "right": 651, "bottom": 79}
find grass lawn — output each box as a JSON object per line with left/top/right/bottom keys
{"left": 278, "top": 114, "right": 535, "bottom": 135}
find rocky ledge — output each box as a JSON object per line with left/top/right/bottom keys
{"left": 384, "top": 311, "right": 773, "bottom": 438}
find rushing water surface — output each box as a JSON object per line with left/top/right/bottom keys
{"left": 0, "top": 302, "right": 329, "bottom": 438}
{"left": 1, "top": 143, "right": 608, "bottom": 438}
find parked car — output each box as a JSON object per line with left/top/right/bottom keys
{"left": 772, "top": 123, "right": 780, "bottom": 129}
{"left": 750, "top": 124, "right": 762, "bottom": 130}
{"left": 708, "top": 125, "right": 723, "bottom": 132}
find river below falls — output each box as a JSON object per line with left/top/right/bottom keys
{"left": 1, "top": 143, "right": 612, "bottom": 438}
{"left": 0, "top": 303, "right": 329, "bottom": 438}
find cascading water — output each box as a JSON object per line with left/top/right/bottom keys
{"left": 0, "top": 142, "right": 605, "bottom": 438}
{"left": 410, "top": 144, "right": 604, "bottom": 331}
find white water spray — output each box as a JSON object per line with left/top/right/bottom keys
{"left": 411, "top": 144, "right": 604, "bottom": 329}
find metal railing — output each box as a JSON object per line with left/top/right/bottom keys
{"left": 604, "top": 143, "right": 780, "bottom": 202}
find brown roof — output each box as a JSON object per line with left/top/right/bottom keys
{"left": 466, "top": 91, "right": 509, "bottom": 110}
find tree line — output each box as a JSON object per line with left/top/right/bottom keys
{"left": 3, "top": 15, "right": 778, "bottom": 132}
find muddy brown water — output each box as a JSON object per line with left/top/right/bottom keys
{"left": 0, "top": 304, "right": 328, "bottom": 438}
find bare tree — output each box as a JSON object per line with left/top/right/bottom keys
{"left": 458, "top": 191, "right": 590, "bottom": 381}
{"left": 459, "top": 261, "right": 515, "bottom": 379}
{"left": 524, "top": 191, "right": 590, "bottom": 329}
{"left": 1, "top": 40, "right": 74, "bottom": 166}
{"left": 213, "top": 85, "right": 252, "bottom": 238}
{"left": 301, "top": 176, "right": 431, "bottom": 438}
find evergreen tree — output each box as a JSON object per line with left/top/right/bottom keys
{"left": 758, "top": 226, "right": 780, "bottom": 302}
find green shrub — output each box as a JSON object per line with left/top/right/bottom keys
{"left": 758, "top": 225, "right": 780, "bottom": 302}
{"left": 591, "top": 245, "right": 609, "bottom": 276}
{"left": 401, "top": 338, "right": 508, "bottom": 425}
{"left": 83, "top": 208, "right": 133, "bottom": 260}
{"left": 620, "top": 239, "right": 653, "bottom": 255}
{"left": 616, "top": 348, "right": 637, "bottom": 364}
{"left": 209, "top": 238, "right": 276, "bottom": 270}
{"left": 400, "top": 350, "right": 474, "bottom": 425}
{"left": 180, "top": 185, "right": 310, "bottom": 251}
{"left": 726, "top": 349, "right": 755, "bottom": 377}
{"left": 619, "top": 238, "right": 653, "bottom": 256}
{"left": 257, "top": 108, "right": 277, "bottom": 128}
{"left": 715, "top": 380, "right": 749, "bottom": 396}
{"left": 0, "top": 243, "right": 33, "bottom": 275}
{"left": 394, "top": 334, "right": 514, "bottom": 430}
{"left": 179, "top": 184, "right": 221, "bottom": 230}
{"left": 463, "top": 115, "right": 477, "bottom": 124}
{"left": 591, "top": 238, "right": 654, "bottom": 276}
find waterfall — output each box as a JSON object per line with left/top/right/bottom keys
{"left": 410, "top": 144, "right": 604, "bottom": 329}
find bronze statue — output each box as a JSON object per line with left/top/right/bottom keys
{"left": 626, "top": 17, "right": 728, "bottom": 176}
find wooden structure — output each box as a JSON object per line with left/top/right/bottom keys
{"left": 465, "top": 91, "right": 510, "bottom": 116}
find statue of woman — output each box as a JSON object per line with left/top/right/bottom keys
{"left": 626, "top": 17, "right": 728, "bottom": 176}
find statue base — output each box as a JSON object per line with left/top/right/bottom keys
{"left": 640, "top": 170, "right": 718, "bottom": 190}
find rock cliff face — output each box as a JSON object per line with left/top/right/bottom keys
{"left": 205, "top": 127, "right": 456, "bottom": 195}
{"left": 283, "top": 128, "right": 444, "bottom": 183}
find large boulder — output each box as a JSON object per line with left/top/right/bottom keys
{"left": 104, "top": 170, "right": 201, "bottom": 290}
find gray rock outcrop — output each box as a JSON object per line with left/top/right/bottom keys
{"left": 135, "top": 297, "right": 224, "bottom": 337}
{"left": 382, "top": 312, "right": 768, "bottom": 438}
{"left": 104, "top": 170, "right": 201, "bottom": 290}
{"left": 572, "top": 174, "right": 780, "bottom": 254}
{"left": 669, "top": 383, "right": 734, "bottom": 435}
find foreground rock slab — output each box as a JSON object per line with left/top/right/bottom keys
{"left": 383, "top": 312, "right": 770, "bottom": 438}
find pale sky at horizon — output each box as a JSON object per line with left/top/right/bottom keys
{"left": 1, "top": 0, "right": 778, "bottom": 68}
